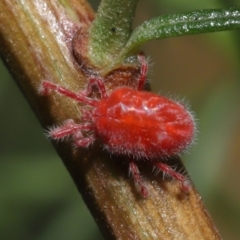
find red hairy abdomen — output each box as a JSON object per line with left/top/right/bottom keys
{"left": 94, "top": 87, "right": 195, "bottom": 159}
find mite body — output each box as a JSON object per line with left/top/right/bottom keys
{"left": 94, "top": 87, "right": 194, "bottom": 160}
{"left": 40, "top": 53, "right": 195, "bottom": 197}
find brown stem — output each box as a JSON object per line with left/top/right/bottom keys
{"left": 0, "top": 0, "right": 221, "bottom": 239}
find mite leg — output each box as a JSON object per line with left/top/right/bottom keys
{"left": 39, "top": 81, "right": 97, "bottom": 107}
{"left": 129, "top": 161, "right": 149, "bottom": 197}
{"left": 86, "top": 77, "right": 108, "bottom": 99}
{"left": 47, "top": 119, "right": 94, "bottom": 141}
{"left": 137, "top": 52, "right": 148, "bottom": 91}
{"left": 81, "top": 108, "right": 93, "bottom": 122}
{"left": 73, "top": 131, "right": 96, "bottom": 148}
{"left": 153, "top": 162, "right": 190, "bottom": 193}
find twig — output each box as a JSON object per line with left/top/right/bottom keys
{"left": 0, "top": 0, "right": 221, "bottom": 239}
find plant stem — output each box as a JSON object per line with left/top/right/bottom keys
{"left": 88, "top": 0, "right": 139, "bottom": 68}
{"left": 0, "top": 0, "right": 221, "bottom": 239}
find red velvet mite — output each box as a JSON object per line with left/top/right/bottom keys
{"left": 40, "top": 53, "right": 196, "bottom": 197}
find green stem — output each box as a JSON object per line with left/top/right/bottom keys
{"left": 88, "top": 0, "right": 139, "bottom": 68}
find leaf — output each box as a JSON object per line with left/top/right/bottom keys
{"left": 88, "top": 0, "right": 139, "bottom": 68}
{"left": 120, "top": 8, "right": 240, "bottom": 58}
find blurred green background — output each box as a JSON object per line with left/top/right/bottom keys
{"left": 1, "top": 0, "right": 240, "bottom": 239}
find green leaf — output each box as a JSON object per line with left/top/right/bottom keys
{"left": 119, "top": 8, "right": 240, "bottom": 59}
{"left": 88, "top": 0, "right": 139, "bottom": 68}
